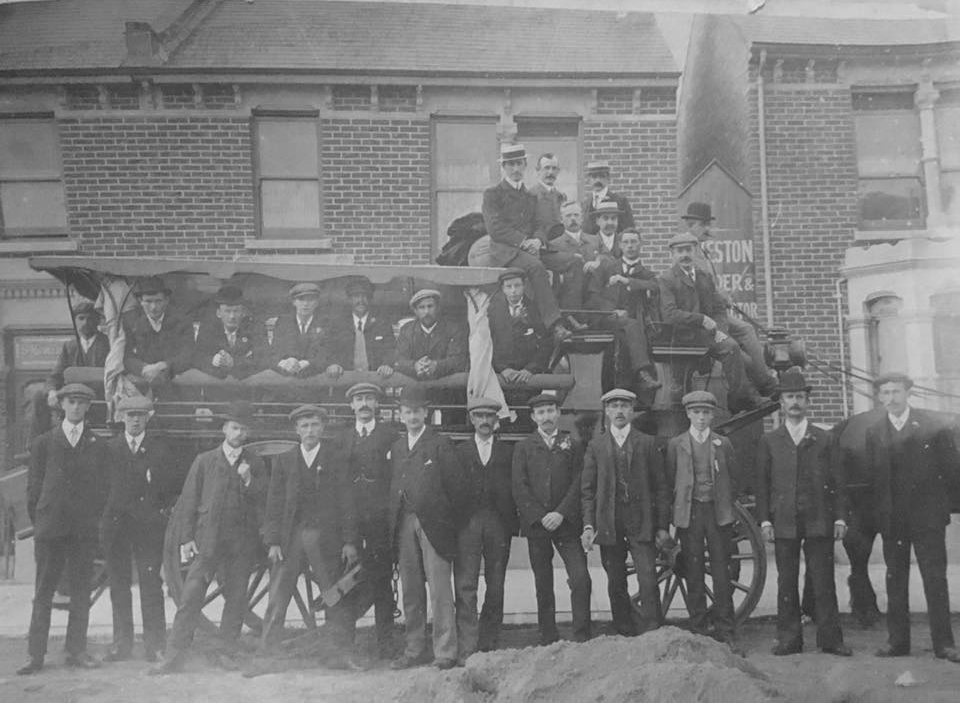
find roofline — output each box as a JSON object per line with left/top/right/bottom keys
{"left": 749, "top": 40, "right": 960, "bottom": 61}
{"left": 677, "top": 158, "right": 752, "bottom": 200}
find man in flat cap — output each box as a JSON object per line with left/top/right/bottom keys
{"left": 585, "top": 229, "right": 661, "bottom": 395}
{"left": 394, "top": 290, "right": 467, "bottom": 381}
{"left": 388, "top": 386, "right": 465, "bottom": 670}
{"left": 326, "top": 277, "right": 396, "bottom": 379}
{"left": 31, "top": 300, "right": 110, "bottom": 440}
{"left": 581, "top": 160, "right": 635, "bottom": 236}
{"left": 259, "top": 404, "right": 362, "bottom": 669}
{"left": 866, "top": 372, "right": 960, "bottom": 663}
{"left": 192, "top": 285, "right": 263, "bottom": 380}
{"left": 153, "top": 401, "right": 268, "bottom": 674}
{"left": 19, "top": 383, "right": 107, "bottom": 675}
{"left": 477, "top": 144, "right": 574, "bottom": 342}
{"left": 512, "top": 393, "right": 591, "bottom": 645}
{"left": 756, "top": 369, "right": 851, "bottom": 657}
{"left": 269, "top": 283, "right": 331, "bottom": 378}
{"left": 454, "top": 397, "right": 517, "bottom": 661}
{"left": 336, "top": 382, "right": 399, "bottom": 659}
{"left": 122, "top": 277, "right": 194, "bottom": 390}
{"left": 488, "top": 268, "right": 552, "bottom": 385}
{"left": 666, "top": 391, "right": 740, "bottom": 652}
{"left": 101, "top": 395, "right": 180, "bottom": 663}
{"left": 581, "top": 389, "right": 670, "bottom": 637}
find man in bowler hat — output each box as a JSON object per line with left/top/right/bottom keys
{"left": 192, "top": 285, "right": 263, "bottom": 380}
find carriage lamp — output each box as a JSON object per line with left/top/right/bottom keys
{"left": 763, "top": 328, "right": 806, "bottom": 372}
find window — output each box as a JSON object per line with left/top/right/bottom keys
{"left": 853, "top": 91, "right": 925, "bottom": 230}
{"left": 0, "top": 116, "right": 67, "bottom": 237}
{"left": 866, "top": 294, "right": 907, "bottom": 376}
{"left": 936, "top": 91, "right": 960, "bottom": 223}
{"left": 431, "top": 116, "right": 498, "bottom": 253}
{"left": 253, "top": 112, "right": 321, "bottom": 239}
{"left": 931, "top": 291, "right": 960, "bottom": 375}
{"left": 514, "top": 116, "right": 581, "bottom": 203}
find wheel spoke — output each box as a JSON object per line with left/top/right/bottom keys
{"left": 731, "top": 580, "right": 751, "bottom": 593}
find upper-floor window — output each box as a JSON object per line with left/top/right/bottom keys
{"left": 0, "top": 115, "right": 67, "bottom": 238}
{"left": 935, "top": 89, "right": 960, "bottom": 223}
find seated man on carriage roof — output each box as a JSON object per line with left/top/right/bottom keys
{"left": 324, "top": 276, "right": 396, "bottom": 380}
{"left": 394, "top": 289, "right": 467, "bottom": 381}
{"left": 267, "top": 282, "right": 334, "bottom": 378}
{"left": 192, "top": 285, "right": 265, "bottom": 380}
{"left": 122, "top": 276, "right": 194, "bottom": 392}
{"left": 488, "top": 268, "right": 553, "bottom": 386}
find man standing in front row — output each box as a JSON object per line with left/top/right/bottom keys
{"left": 19, "top": 383, "right": 106, "bottom": 675}
{"left": 512, "top": 393, "right": 592, "bottom": 645}
{"left": 454, "top": 398, "right": 517, "bottom": 662}
{"left": 152, "top": 401, "right": 267, "bottom": 674}
{"left": 581, "top": 389, "right": 670, "bottom": 637}
{"left": 867, "top": 372, "right": 960, "bottom": 663}
{"left": 756, "top": 370, "right": 852, "bottom": 657}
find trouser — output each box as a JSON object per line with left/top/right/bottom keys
{"left": 453, "top": 508, "right": 512, "bottom": 657}
{"left": 542, "top": 250, "right": 586, "bottom": 311}
{"left": 600, "top": 529, "right": 659, "bottom": 636}
{"left": 601, "top": 316, "right": 652, "bottom": 372}
{"left": 527, "top": 533, "right": 592, "bottom": 644}
{"left": 678, "top": 500, "right": 734, "bottom": 639}
{"left": 260, "top": 526, "right": 354, "bottom": 650}
{"left": 166, "top": 541, "right": 256, "bottom": 661}
{"left": 101, "top": 513, "right": 167, "bottom": 655}
{"left": 28, "top": 535, "right": 97, "bottom": 661}
{"left": 882, "top": 529, "right": 954, "bottom": 653}
{"left": 842, "top": 496, "right": 880, "bottom": 617}
{"left": 396, "top": 513, "right": 457, "bottom": 662}
{"left": 28, "top": 389, "right": 54, "bottom": 443}
{"left": 726, "top": 317, "right": 776, "bottom": 394}
{"left": 709, "top": 338, "right": 748, "bottom": 402}
{"left": 502, "top": 250, "right": 561, "bottom": 329}
{"left": 353, "top": 514, "right": 395, "bottom": 649}
{"left": 774, "top": 536, "right": 843, "bottom": 650}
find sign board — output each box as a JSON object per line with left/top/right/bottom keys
{"left": 702, "top": 228, "right": 757, "bottom": 321}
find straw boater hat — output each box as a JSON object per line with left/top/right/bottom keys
{"left": 667, "top": 232, "right": 700, "bottom": 249}
{"left": 586, "top": 160, "right": 611, "bottom": 173}
{"left": 409, "top": 289, "right": 441, "bottom": 310}
{"left": 499, "top": 144, "right": 527, "bottom": 163}
{"left": 872, "top": 371, "right": 914, "bottom": 391}
{"left": 594, "top": 200, "right": 622, "bottom": 217}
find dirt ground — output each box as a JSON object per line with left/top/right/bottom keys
{"left": 2, "top": 615, "right": 960, "bottom": 702}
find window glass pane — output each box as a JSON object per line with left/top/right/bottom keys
{"left": 0, "top": 120, "right": 59, "bottom": 178}
{"left": 936, "top": 106, "right": 960, "bottom": 171}
{"left": 260, "top": 180, "right": 320, "bottom": 232}
{"left": 0, "top": 181, "right": 67, "bottom": 232}
{"left": 941, "top": 171, "right": 960, "bottom": 224}
{"left": 436, "top": 190, "right": 485, "bottom": 245}
{"left": 434, "top": 121, "right": 497, "bottom": 189}
{"left": 257, "top": 119, "right": 318, "bottom": 177}
{"left": 858, "top": 177, "right": 924, "bottom": 227}
{"left": 521, "top": 137, "right": 580, "bottom": 203}
{"left": 855, "top": 113, "right": 921, "bottom": 177}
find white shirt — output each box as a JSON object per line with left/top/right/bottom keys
{"left": 682, "top": 266, "right": 697, "bottom": 283}
{"left": 221, "top": 442, "right": 243, "bottom": 466}
{"left": 505, "top": 177, "right": 524, "bottom": 191}
{"left": 356, "top": 420, "right": 376, "bottom": 437}
{"left": 507, "top": 300, "right": 524, "bottom": 318}
{"left": 224, "top": 327, "right": 238, "bottom": 347}
{"left": 689, "top": 427, "right": 710, "bottom": 445}
{"left": 79, "top": 334, "right": 96, "bottom": 355}
{"left": 296, "top": 316, "right": 313, "bottom": 335}
{"left": 592, "top": 187, "right": 609, "bottom": 207}
{"left": 888, "top": 407, "right": 911, "bottom": 432}
{"left": 599, "top": 232, "right": 616, "bottom": 253}
{"left": 538, "top": 180, "right": 556, "bottom": 193}
{"left": 353, "top": 313, "right": 369, "bottom": 333}
{"left": 622, "top": 256, "right": 642, "bottom": 274}
{"left": 475, "top": 434, "right": 493, "bottom": 465}
{"left": 147, "top": 313, "right": 164, "bottom": 333}
{"left": 62, "top": 420, "right": 84, "bottom": 447}
{"left": 564, "top": 229, "right": 582, "bottom": 244}
{"left": 420, "top": 322, "right": 438, "bottom": 336}
{"left": 538, "top": 428, "right": 558, "bottom": 448}
{"left": 300, "top": 442, "right": 321, "bottom": 468}
{"left": 125, "top": 431, "right": 145, "bottom": 454}
{"left": 610, "top": 425, "right": 630, "bottom": 448}
{"left": 784, "top": 418, "right": 809, "bottom": 446}
{"left": 407, "top": 426, "right": 426, "bottom": 451}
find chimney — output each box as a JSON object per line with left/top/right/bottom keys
{"left": 125, "top": 22, "right": 161, "bottom": 64}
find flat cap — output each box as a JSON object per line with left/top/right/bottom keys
{"left": 57, "top": 383, "right": 96, "bottom": 400}
{"left": 594, "top": 200, "right": 622, "bottom": 216}
{"left": 221, "top": 399, "right": 255, "bottom": 425}
{"left": 872, "top": 371, "right": 914, "bottom": 390}
{"left": 72, "top": 300, "right": 99, "bottom": 318}
{"left": 586, "top": 160, "right": 611, "bottom": 172}
{"left": 288, "top": 282, "right": 321, "bottom": 299}
{"left": 527, "top": 392, "right": 560, "bottom": 409}
{"left": 667, "top": 232, "right": 700, "bottom": 249}
{"left": 467, "top": 397, "right": 501, "bottom": 413}
{"left": 398, "top": 385, "right": 430, "bottom": 408}
{"left": 499, "top": 143, "right": 527, "bottom": 163}
{"left": 344, "top": 277, "right": 374, "bottom": 297}
{"left": 116, "top": 395, "right": 154, "bottom": 413}
{"left": 409, "top": 289, "right": 441, "bottom": 310}
{"left": 134, "top": 276, "right": 171, "bottom": 297}
{"left": 345, "top": 382, "right": 384, "bottom": 400}
{"left": 682, "top": 390, "right": 718, "bottom": 409}
{"left": 497, "top": 267, "right": 526, "bottom": 285}
{"left": 288, "top": 404, "right": 328, "bottom": 422}
{"left": 601, "top": 388, "right": 637, "bottom": 405}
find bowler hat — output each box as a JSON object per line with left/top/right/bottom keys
{"left": 601, "top": 388, "right": 637, "bottom": 405}
{"left": 527, "top": 392, "right": 560, "bottom": 410}
{"left": 72, "top": 300, "right": 100, "bottom": 318}
{"left": 57, "top": 383, "right": 96, "bottom": 401}
{"left": 872, "top": 371, "right": 914, "bottom": 391}
{"left": 467, "top": 397, "right": 501, "bottom": 413}
{"left": 221, "top": 400, "right": 255, "bottom": 425}
{"left": 288, "top": 282, "right": 321, "bottom": 299}
{"left": 214, "top": 284, "right": 247, "bottom": 306}
{"left": 682, "top": 390, "right": 718, "bottom": 410}
{"left": 345, "top": 277, "right": 374, "bottom": 297}
{"left": 345, "top": 382, "right": 383, "bottom": 400}
{"left": 667, "top": 232, "right": 700, "bottom": 249}
{"left": 497, "top": 267, "right": 526, "bottom": 286}
{"left": 594, "top": 200, "right": 622, "bottom": 217}
{"left": 134, "top": 276, "right": 171, "bottom": 297}
{"left": 116, "top": 395, "right": 154, "bottom": 413}
{"left": 499, "top": 143, "right": 527, "bottom": 163}
{"left": 409, "top": 289, "right": 441, "bottom": 310}
{"left": 773, "top": 367, "right": 812, "bottom": 400}
{"left": 398, "top": 385, "right": 430, "bottom": 409}
{"left": 681, "top": 202, "right": 715, "bottom": 222}
{"left": 288, "top": 404, "right": 327, "bottom": 423}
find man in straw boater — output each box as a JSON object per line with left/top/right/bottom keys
{"left": 258, "top": 403, "right": 364, "bottom": 670}
{"left": 488, "top": 267, "right": 553, "bottom": 385}
{"left": 512, "top": 392, "right": 592, "bottom": 645}
{"left": 666, "top": 391, "right": 742, "bottom": 654}
{"left": 18, "top": 383, "right": 107, "bottom": 675}
{"left": 122, "top": 276, "right": 194, "bottom": 392}
{"left": 336, "top": 382, "right": 398, "bottom": 660}
{"left": 866, "top": 372, "right": 960, "bottom": 663}
{"left": 192, "top": 284, "right": 263, "bottom": 380}
{"left": 388, "top": 385, "right": 466, "bottom": 670}
{"left": 151, "top": 400, "right": 268, "bottom": 674}
{"left": 581, "top": 388, "right": 670, "bottom": 637}
{"left": 589, "top": 199, "right": 626, "bottom": 261}
{"left": 269, "top": 282, "right": 331, "bottom": 378}
{"left": 101, "top": 395, "right": 180, "bottom": 664}
{"left": 326, "top": 276, "right": 396, "bottom": 379}
{"left": 394, "top": 289, "right": 467, "bottom": 381}
{"left": 581, "top": 159, "right": 635, "bottom": 236}
{"left": 756, "top": 369, "right": 852, "bottom": 657}
{"left": 454, "top": 397, "right": 517, "bottom": 662}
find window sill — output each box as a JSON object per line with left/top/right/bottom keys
{"left": 244, "top": 238, "right": 333, "bottom": 252}
{"left": 853, "top": 229, "right": 931, "bottom": 242}
{"left": 0, "top": 238, "right": 79, "bottom": 254}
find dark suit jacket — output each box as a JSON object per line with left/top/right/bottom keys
{"left": 388, "top": 426, "right": 466, "bottom": 560}
{"left": 481, "top": 179, "right": 537, "bottom": 267}
{"left": 327, "top": 312, "right": 396, "bottom": 371}
{"left": 455, "top": 436, "right": 518, "bottom": 535}
{"left": 192, "top": 323, "right": 264, "bottom": 379}
{"left": 122, "top": 309, "right": 194, "bottom": 376}
{"left": 394, "top": 317, "right": 467, "bottom": 379}
{"left": 28, "top": 424, "right": 108, "bottom": 541}
{"left": 756, "top": 424, "right": 846, "bottom": 539}
{"left": 102, "top": 432, "right": 180, "bottom": 528}
{"left": 865, "top": 408, "right": 960, "bottom": 537}
{"left": 581, "top": 191, "right": 635, "bottom": 235}
{"left": 268, "top": 313, "right": 331, "bottom": 375}
{"left": 336, "top": 421, "right": 399, "bottom": 520}
{"left": 582, "top": 429, "right": 669, "bottom": 545}
{"left": 658, "top": 264, "right": 730, "bottom": 344}
{"left": 666, "top": 430, "right": 737, "bottom": 529}
{"left": 488, "top": 292, "right": 551, "bottom": 374}
{"left": 173, "top": 445, "right": 268, "bottom": 560}
{"left": 512, "top": 430, "right": 584, "bottom": 538}
{"left": 551, "top": 230, "right": 600, "bottom": 261}
{"left": 529, "top": 182, "right": 566, "bottom": 243}
{"left": 586, "top": 257, "right": 659, "bottom": 321}
{"left": 262, "top": 444, "right": 357, "bottom": 565}
{"left": 46, "top": 333, "right": 110, "bottom": 390}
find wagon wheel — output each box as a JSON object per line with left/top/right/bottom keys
{"left": 51, "top": 556, "right": 109, "bottom": 611}
{"left": 630, "top": 500, "right": 766, "bottom": 627}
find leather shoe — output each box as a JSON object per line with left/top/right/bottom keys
{"left": 934, "top": 647, "right": 960, "bottom": 663}
{"left": 16, "top": 659, "right": 43, "bottom": 676}
{"left": 772, "top": 643, "right": 802, "bottom": 656}
{"left": 390, "top": 653, "right": 431, "bottom": 670}
{"left": 635, "top": 369, "right": 662, "bottom": 392}
{"left": 823, "top": 644, "right": 853, "bottom": 657}
{"left": 65, "top": 652, "right": 100, "bottom": 669}
{"left": 433, "top": 658, "right": 457, "bottom": 670}
{"left": 876, "top": 646, "right": 910, "bottom": 658}
{"left": 326, "top": 653, "right": 366, "bottom": 671}
{"left": 102, "top": 648, "right": 132, "bottom": 663}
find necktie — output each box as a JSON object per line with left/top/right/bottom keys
{"left": 360, "top": 425, "right": 368, "bottom": 439}
{"left": 353, "top": 320, "right": 369, "bottom": 371}
{"left": 623, "top": 263, "right": 634, "bottom": 276}
{"left": 226, "top": 331, "right": 236, "bottom": 347}
{"left": 129, "top": 438, "right": 138, "bottom": 454}
{"left": 69, "top": 427, "right": 80, "bottom": 446}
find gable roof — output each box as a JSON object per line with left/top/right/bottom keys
{"left": 727, "top": 14, "right": 960, "bottom": 48}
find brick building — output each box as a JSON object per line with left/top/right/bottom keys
{"left": 678, "top": 13, "right": 960, "bottom": 423}
{"left": 0, "top": 0, "right": 681, "bottom": 463}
